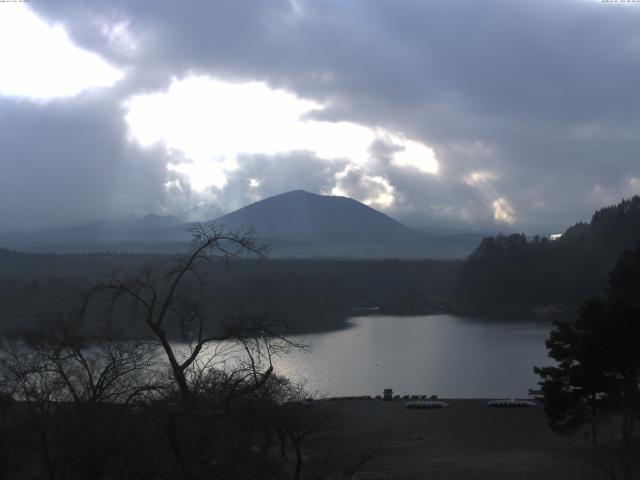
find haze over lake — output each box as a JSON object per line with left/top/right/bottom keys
{"left": 274, "top": 314, "right": 552, "bottom": 399}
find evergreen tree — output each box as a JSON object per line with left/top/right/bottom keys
{"left": 535, "top": 245, "right": 640, "bottom": 445}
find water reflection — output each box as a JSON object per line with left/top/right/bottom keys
{"left": 271, "top": 314, "right": 552, "bottom": 399}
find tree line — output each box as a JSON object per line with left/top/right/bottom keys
{"left": 0, "top": 249, "right": 460, "bottom": 336}
{"left": 457, "top": 196, "right": 640, "bottom": 311}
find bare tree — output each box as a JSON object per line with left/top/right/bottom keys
{"left": 0, "top": 224, "right": 378, "bottom": 480}
{"left": 0, "top": 317, "right": 164, "bottom": 480}
{"left": 273, "top": 393, "right": 381, "bottom": 480}
{"left": 81, "top": 223, "right": 282, "bottom": 403}
{"left": 0, "top": 377, "right": 19, "bottom": 480}
{"left": 1, "top": 334, "right": 74, "bottom": 480}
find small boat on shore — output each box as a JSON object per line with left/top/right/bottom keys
{"left": 405, "top": 400, "right": 449, "bottom": 409}
{"left": 487, "top": 399, "right": 536, "bottom": 408}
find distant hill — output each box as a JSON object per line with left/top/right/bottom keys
{"left": 0, "top": 190, "right": 484, "bottom": 258}
{"left": 200, "top": 190, "right": 482, "bottom": 258}
{"left": 0, "top": 214, "right": 188, "bottom": 250}
{"left": 212, "top": 190, "right": 420, "bottom": 242}
{"left": 131, "top": 214, "right": 185, "bottom": 229}
{"left": 456, "top": 196, "right": 640, "bottom": 310}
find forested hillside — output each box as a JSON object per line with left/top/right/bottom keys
{"left": 456, "top": 196, "right": 640, "bottom": 310}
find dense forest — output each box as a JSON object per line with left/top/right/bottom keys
{"left": 456, "top": 196, "right": 640, "bottom": 312}
{"left": 0, "top": 249, "right": 460, "bottom": 335}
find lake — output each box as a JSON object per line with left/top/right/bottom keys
{"left": 272, "top": 314, "right": 553, "bottom": 399}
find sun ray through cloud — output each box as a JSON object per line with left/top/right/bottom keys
{"left": 123, "top": 76, "right": 438, "bottom": 200}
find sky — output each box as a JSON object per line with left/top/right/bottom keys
{"left": 1, "top": 0, "right": 640, "bottom": 234}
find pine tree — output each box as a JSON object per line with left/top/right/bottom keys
{"left": 535, "top": 245, "right": 640, "bottom": 446}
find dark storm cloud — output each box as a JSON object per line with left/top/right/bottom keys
{"left": 0, "top": 89, "right": 176, "bottom": 231}
{"left": 7, "top": 0, "right": 640, "bottom": 232}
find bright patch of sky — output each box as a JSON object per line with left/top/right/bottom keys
{"left": 492, "top": 197, "right": 516, "bottom": 224}
{"left": 331, "top": 164, "right": 396, "bottom": 208}
{"left": 466, "top": 170, "right": 516, "bottom": 224}
{"left": 124, "top": 76, "right": 438, "bottom": 193}
{"left": 0, "top": 4, "right": 123, "bottom": 100}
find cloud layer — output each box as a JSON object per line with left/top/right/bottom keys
{"left": 2, "top": 0, "right": 640, "bottom": 233}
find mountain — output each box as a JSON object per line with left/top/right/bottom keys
{"left": 212, "top": 190, "right": 421, "bottom": 242}
{"left": 204, "top": 190, "right": 482, "bottom": 258}
{"left": 205, "top": 190, "right": 484, "bottom": 257}
{"left": 0, "top": 191, "right": 484, "bottom": 258}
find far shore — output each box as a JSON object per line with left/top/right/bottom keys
{"left": 0, "top": 304, "right": 567, "bottom": 339}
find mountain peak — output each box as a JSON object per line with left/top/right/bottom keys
{"left": 272, "top": 189, "right": 320, "bottom": 199}
{"left": 213, "top": 189, "right": 419, "bottom": 242}
{"left": 284, "top": 189, "right": 314, "bottom": 195}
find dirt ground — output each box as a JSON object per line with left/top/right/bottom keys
{"left": 323, "top": 399, "right": 608, "bottom": 480}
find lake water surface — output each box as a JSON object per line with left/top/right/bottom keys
{"left": 272, "top": 314, "right": 552, "bottom": 399}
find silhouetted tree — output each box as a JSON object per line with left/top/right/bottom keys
{"left": 81, "top": 222, "right": 296, "bottom": 404}
{"left": 536, "top": 245, "right": 640, "bottom": 479}
{"left": 534, "top": 298, "right": 612, "bottom": 442}
{"left": 0, "top": 316, "right": 163, "bottom": 480}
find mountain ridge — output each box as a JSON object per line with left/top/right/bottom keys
{"left": 0, "top": 190, "right": 482, "bottom": 258}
